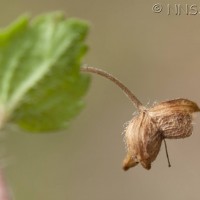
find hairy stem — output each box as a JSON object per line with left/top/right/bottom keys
{"left": 81, "top": 66, "right": 145, "bottom": 111}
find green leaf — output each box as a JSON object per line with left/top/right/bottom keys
{"left": 0, "top": 12, "right": 90, "bottom": 132}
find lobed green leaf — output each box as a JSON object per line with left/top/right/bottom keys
{"left": 0, "top": 12, "right": 90, "bottom": 132}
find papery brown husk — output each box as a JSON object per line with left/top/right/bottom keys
{"left": 149, "top": 99, "right": 200, "bottom": 139}
{"left": 123, "top": 111, "right": 162, "bottom": 170}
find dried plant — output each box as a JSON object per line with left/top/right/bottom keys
{"left": 81, "top": 66, "right": 200, "bottom": 170}
{"left": 123, "top": 99, "right": 199, "bottom": 170}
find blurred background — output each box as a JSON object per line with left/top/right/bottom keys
{"left": 1, "top": 0, "right": 200, "bottom": 199}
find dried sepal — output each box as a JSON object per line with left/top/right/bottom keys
{"left": 123, "top": 111, "right": 162, "bottom": 170}
{"left": 149, "top": 99, "right": 200, "bottom": 139}
{"left": 123, "top": 98, "right": 200, "bottom": 170}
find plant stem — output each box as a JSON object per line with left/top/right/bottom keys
{"left": 0, "top": 168, "right": 11, "bottom": 200}
{"left": 81, "top": 66, "right": 145, "bottom": 111}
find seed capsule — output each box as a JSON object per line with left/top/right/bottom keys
{"left": 123, "top": 98, "right": 200, "bottom": 170}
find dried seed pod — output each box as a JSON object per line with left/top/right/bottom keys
{"left": 123, "top": 98, "right": 200, "bottom": 170}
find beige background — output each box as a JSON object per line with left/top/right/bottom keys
{"left": 1, "top": 0, "right": 200, "bottom": 199}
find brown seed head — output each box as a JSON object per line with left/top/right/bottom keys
{"left": 123, "top": 98, "right": 200, "bottom": 170}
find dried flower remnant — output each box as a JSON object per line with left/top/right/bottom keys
{"left": 123, "top": 99, "right": 200, "bottom": 170}
{"left": 81, "top": 67, "right": 200, "bottom": 170}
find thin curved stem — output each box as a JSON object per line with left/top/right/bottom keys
{"left": 81, "top": 66, "right": 145, "bottom": 111}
